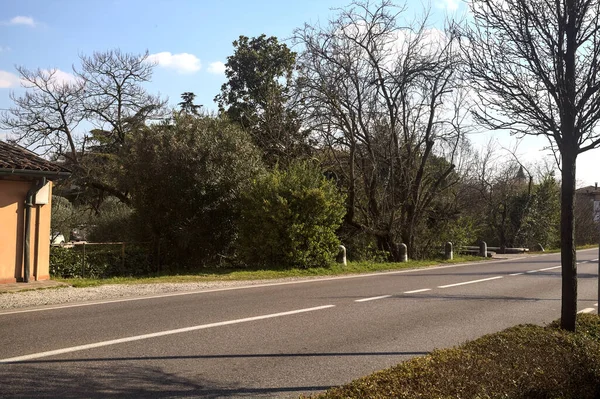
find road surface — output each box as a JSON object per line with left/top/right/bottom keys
{"left": 0, "top": 249, "right": 598, "bottom": 398}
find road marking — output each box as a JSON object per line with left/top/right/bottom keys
{"left": 3, "top": 249, "right": 595, "bottom": 316}
{"left": 537, "top": 266, "right": 561, "bottom": 271}
{"left": 438, "top": 276, "right": 503, "bottom": 289}
{"left": 403, "top": 289, "right": 431, "bottom": 294}
{"left": 510, "top": 265, "right": 560, "bottom": 276}
{"left": 355, "top": 295, "right": 392, "bottom": 302}
{"left": 578, "top": 308, "right": 596, "bottom": 314}
{"left": 0, "top": 305, "right": 335, "bottom": 364}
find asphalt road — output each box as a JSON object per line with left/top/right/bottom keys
{"left": 1, "top": 249, "right": 599, "bottom": 398}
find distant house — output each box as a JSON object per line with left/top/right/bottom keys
{"left": 0, "top": 141, "right": 70, "bottom": 283}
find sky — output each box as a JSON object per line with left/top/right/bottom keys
{"left": 0, "top": 0, "right": 598, "bottom": 188}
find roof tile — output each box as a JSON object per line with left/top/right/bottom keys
{"left": 0, "top": 141, "right": 68, "bottom": 173}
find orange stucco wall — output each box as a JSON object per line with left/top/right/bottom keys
{"left": 0, "top": 179, "right": 52, "bottom": 283}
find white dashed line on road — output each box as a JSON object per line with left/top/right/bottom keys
{"left": 578, "top": 308, "right": 596, "bottom": 314}
{"left": 355, "top": 295, "right": 392, "bottom": 302}
{"left": 537, "top": 266, "right": 561, "bottom": 271}
{"left": 438, "top": 276, "right": 504, "bottom": 289}
{"left": 0, "top": 305, "right": 336, "bottom": 364}
{"left": 403, "top": 288, "right": 432, "bottom": 294}
{"left": 509, "top": 272, "right": 524, "bottom": 276}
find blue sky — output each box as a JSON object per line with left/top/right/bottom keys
{"left": 0, "top": 0, "right": 597, "bottom": 186}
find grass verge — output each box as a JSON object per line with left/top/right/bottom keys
{"left": 305, "top": 314, "right": 600, "bottom": 399}
{"left": 54, "top": 255, "right": 485, "bottom": 288}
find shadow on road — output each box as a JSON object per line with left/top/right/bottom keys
{"left": 7, "top": 350, "right": 428, "bottom": 365}
{"left": 1, "top": 363, "right": 332, "bottom": 398}
{"left": 2, "top": 351, "right": 428, "bottom": 398}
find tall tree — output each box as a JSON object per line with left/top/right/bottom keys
{"left": 178, "top": 92, "right": 202, "bottom": 115}
{"left": 77, "top": 49, "right": 165, "bottom": 149}
{"left": 216, "top": 34, "right": 308, "bottom": 166}
{"left": 294, "top": 1, "right": 468, "bottom": 259}
{"left": 458, "top": 0, "right": 600, "bottom": 331}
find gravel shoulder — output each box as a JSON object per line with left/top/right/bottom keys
{"left": 0, "top": 278, "right": 327, "bottom": 311}
{"left": 0, "top": 252, "right": 546, "bottom": 311}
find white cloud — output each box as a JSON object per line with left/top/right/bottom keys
{"left": 21, "top": 69, "right": 79, "bottom": 90}
{"left": 42, "top": 69, "right": 78, "bottom": 85}
{"left": 0, "top": 70, "right": 21, "bottom": 88}
{"left": 437, "top": 0, "right": 460, "bottom": 11}
{"left": 207, "top": 61, "right": 226, "bottom": 75}
{"left": 147, "top": 52, "right": 201, "bottom": 74}
{"left": 6, "top": 16, "right": 37, "bottom": 27}
{"left": 0, "top": 68, "right": 78, "bottom": 90}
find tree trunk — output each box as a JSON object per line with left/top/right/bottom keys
{"left": 560, "top": 150, "right": 577, "bottom": 331}
{"left": 377, "top": 234, "right": 399, "bottom": 261}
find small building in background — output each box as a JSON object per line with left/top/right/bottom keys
{"left": 0, "top": 141, "right": 70, "bottom": 283}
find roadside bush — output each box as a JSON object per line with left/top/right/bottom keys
{"left": 336, "top": 228, "right": 390, "bottom": 262}
{"left": 87, "top": 197, "right": 135, "bottom": 242}
{"left": 548, "top": 313, "right": 600, "bottom": 340}
{"left": 309, "top": 315, "right": 600, "bottom": 399}
{"left": 50, "top": 245, "right": 153, "bottom": 278}
{"left": 237, "top": 161, "right": 346, "bottom": 268}
{"left": 51, "top": 195, "right": 76, "bottom": 240}
{"left": 126, "top": 113, "right": 264, "bottom": 267}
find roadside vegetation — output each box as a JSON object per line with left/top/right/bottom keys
{"left": 305, "top": 314, "right": 600, "bottom": 399}
{"left": 53, "top": 255, "right": 484, "bottom": 288}
{"left": 2, "top": 1, "right": 599, "bottom": 329}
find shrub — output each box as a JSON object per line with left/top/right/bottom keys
{"left": 50, "top": 244, "right": 153, "bottom": 278}
{"left": 87, "top": 197, "right": 135, "bottom": 242}
{"left": 51, "top": 195, "right": 76, "bottom": 240}
{"left": 237, "top": 161, "right": 346, "bottom": 268}
{"left": 310, "top": 315, "right": 600, "bottom": 399}
{"left": 126, "top": 113, "right": 264, "bottom": 267}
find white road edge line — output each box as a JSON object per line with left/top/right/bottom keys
{"left": 509, "top": 273, "right": 524, "bottom": 276}
{"left": 0, "top": 305, "right": 335, "bottom": 364}
{"left": 355, "top": 295, "right": 392, "bottom": 302}
{"left": 578, "top": 308, "right": 596, "bottom": 314}
{"left": 403, "top": 289, "right": 431, "bottom": 294}
{"left": 438, "top": 276, "right": 504, "bottom": 289}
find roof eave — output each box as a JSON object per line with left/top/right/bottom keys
{"left": 0, "top": 167, "right": 71, "bottom": 180}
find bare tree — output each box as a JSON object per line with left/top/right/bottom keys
{"left": 294, "top": 1, "right": 468, "bottom": 259}
{"left": 1, "top": 49, "right": 166, "bottom": 206}
{"left": 465, "top": 142, "right": 534, "bottom": 249}
{"left": 1, "top": 68, "right": 84, "bottom": 162}
{"left": 78, "top": 49, "right": 166, "bottom": 148}
{"left": 457, "top": 0, "right": 600, "bottom": 330}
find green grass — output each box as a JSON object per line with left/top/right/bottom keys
{"left": 54, "top": 255, "right": 485, "bottom": 288}
{"left": 540, "top": 244, "right": 599, "bottom": 254}
{"left": 306, "top": 314, "right": 600, "bottom": 399}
